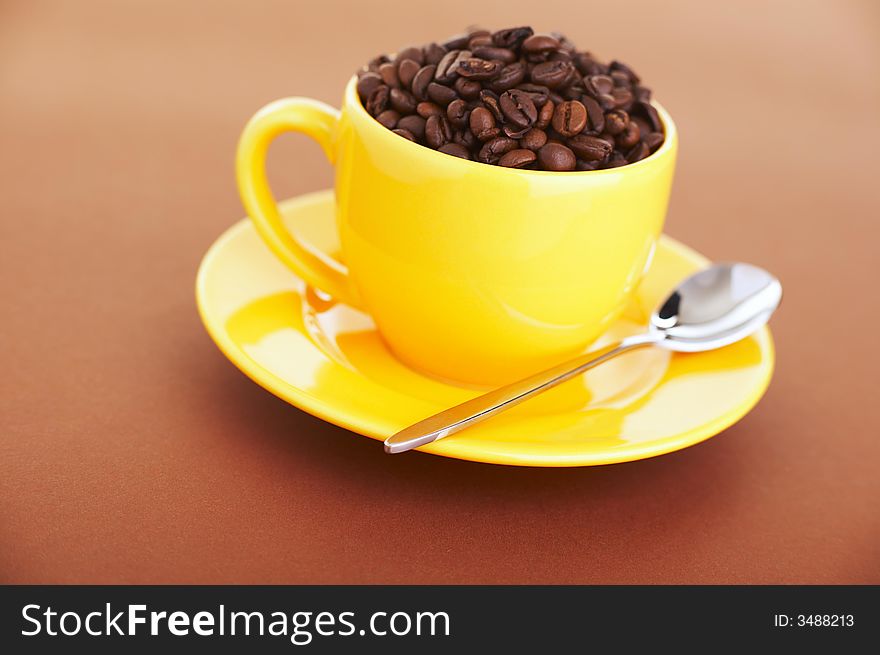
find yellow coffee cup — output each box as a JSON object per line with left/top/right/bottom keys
{"left": 237, "top": 77, "right": 677, "bottom": 385}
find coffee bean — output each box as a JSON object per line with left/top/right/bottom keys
{"left": 472, "top": 45, "right": 517, "bottom": 64}
{"left": 549, "top": 49, "right": 573, "bottom": 62}
{"left": 612, "top": 87, "right": 633, "bottom": 109}
{"left": 552, "top": 100, "right": 587, "bottom": 137}
{"left": 478, "top": 136, "right": 517, "bottom": 163}
{"left": 633, "top": 85, "right": 651, "bottom": 102}
{"left": 604, "top": 109, "right": 629, "bottom": 136}
{"left": 416, "top": 101, "right": 444, "bottom": 118}
{"left": 503, "top": 123, "right": 532, "bottom": 138}
{"left": 378, "top": 62, "right": 400, "bottom": 89}
{"left": 442, "top": 33, "right": 470, "bottom": 50}
{"left": 537, "top": 142, "right": 576, "bottom": 171}
{"left": 479, "top": 90, "right": 504, "bottom": 122}
{"left": 516, "top": 83, "right": 550, "bottom": 107}
{"left": 536, "top": 99, "right": 555, "bottom": 129}
{"left": 610, "top": 71, "right": 630, "bottom": 87}
{"left": 427, "top": 82, "right": 458, "bottom": 106}
{"left": 597, "top": 133, "right": 617, "bottom": 149}
{"left": 499, "top": 148, "right": 537, "bottom": 168}
{"left": 582, "top": 95, "right": 604, "bottom": 133}
{"left": 453, "top": 128, "right": 477, "bottom": 149}
{"left": 609, "top": 60, "right": 640, "bottom": 84}
{"left": 574, "top": 53, "right": 605, "bottom": 76}
{"left": 397, "top": 47, "right": 424, "bottom": 66}
{"left": 522, "top": 34, "right": 560, "bottom": 56}
{"left": 411, "top": 65, "right": 436, "bottom": 100}
{"left": 436, "top": 49, "right": 471, "bottom": 83}
{"left": 435, "top": 49, "right": 461, "bottom": 83}
{"left": 530, "top": 60, "right": 573, "bottom": 89}
{"left": 643, "top": 131, "right": 664, "bottom": 152}
{"left": 365, "top": 85, "right": 390, "bottom": 116}
{"left": 567, "top": 134, "right": 613, "bottom": 161}
{"left": 601, "top": 151, "right": 628, "bottom": 168}
{"left": 397, "top": 59, "right": 421, "bottom": 88}
{"left": 634, "top": 101, "right": 663, "bottom": 132}
{"left": 573, "top": 52, "right": 595, "bottom": 75}
{"left": 438, "top": 142, "right": 471, "bottom": 159}
{"left": 492, "top": 26, "right": 533, "bottom": 49}
{"left": 576, "top": 159, "right": 600, "bottom": 171}
{"left": 457, "top": 58, "right": 503, "bottom": 80}
{"left": 500, "top": 89, "right": 537, "bottom": 127}
{"left": 425, "top": 114, "right": 453, "bottom": 148}
{"left": 597, "top": 93, "right": 616, "bottom": 110}
{"left": 454, "top": 76, "right": 482, "bottom": 99}
{"left": 584, "top": 74, "right": 613, "bottom": 96}
{"left": 468, "top": 34, "right": 493, "bottom": 49}
{"left": 447, "top": 98, "right": 469, "bottom": 128}
{"left": 489, "top": 61, "right": 526, "bottom": 92}
{"left": 563, "top": 82, "right": 586, "bottom": 100}
{"left": 390, "top": 88, "right": 417, "bottom": 114}
{"left": 616, "top": 120, "right": 641, "bottom": 149}
{"left": 375, "top": 109, "right": 400, "bottom": 129}
{"left": 631, "top": 115, "right": 652, "bottom": 136}
{"left": 520, "top": 128, "right": 547, "bottom": 151}
{"left": 366, "top": 54, "right": 390, "bottom": 72}
{"left": 397, "top": 114, "right": 426, "bottom": 140}
{"left": 423, "top": 43, "right": 448, "bottom": 65}
{"left": 469, "top": 106, "right": 496, "bottom": 138}
{"left": 392, "top": 128, "right": 416, "bottom": 141}
{"left": 357, "top": 72, "right": 383, "bottom": 100}
{"left": 627, "top": 141, "right": 650, "bottom": 163}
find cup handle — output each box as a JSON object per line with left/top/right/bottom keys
{"left": 236, "top": 97, "right": 362, "bottom": 308}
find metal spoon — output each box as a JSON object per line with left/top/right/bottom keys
{"left": 384, "top": 262, "right": 782, "bottom": 454}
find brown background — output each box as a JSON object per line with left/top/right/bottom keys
{"left": 1, "top": 0, "right": 878, "bottom": 584}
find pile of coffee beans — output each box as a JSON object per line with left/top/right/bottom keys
{"left": 355, "top": 27, "right": 664, "bottom": 171}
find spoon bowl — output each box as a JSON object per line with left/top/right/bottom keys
{"left": 652, "top": 262, "right": 783, "bottom": 352}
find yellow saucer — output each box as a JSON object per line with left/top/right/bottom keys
{"left": 196, "top": 190, "right": 775, "bottom": 467}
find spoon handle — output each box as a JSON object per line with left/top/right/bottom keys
{"left": 384, "top": 333, "right": 660, "bottom": 454}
